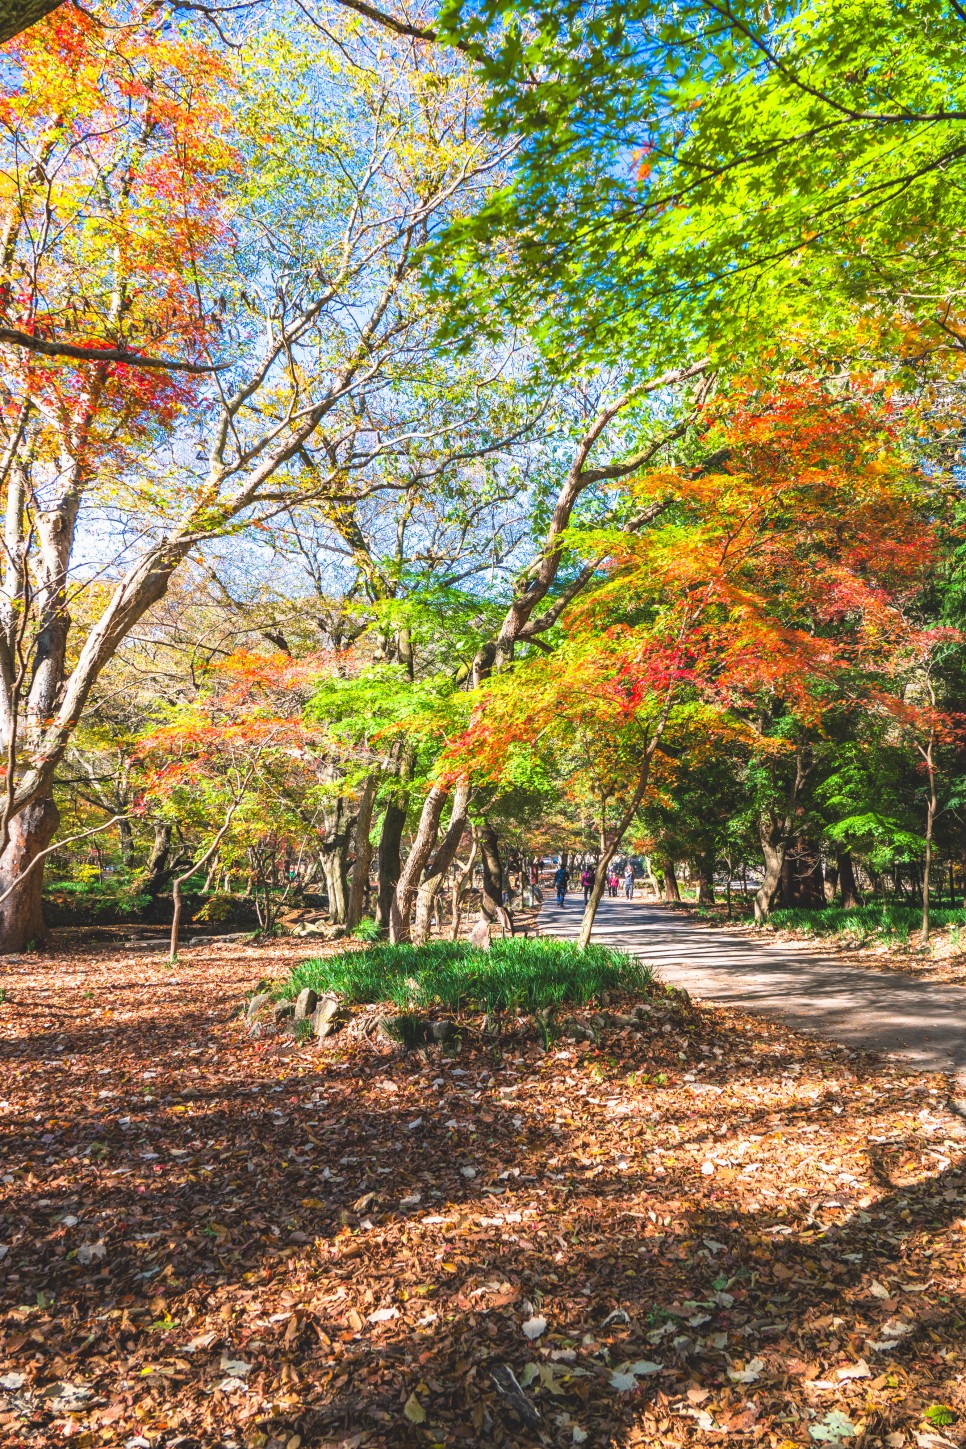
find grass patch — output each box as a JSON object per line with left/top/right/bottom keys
{"left": 284, "top": 937, "right": 651, "bottom": 1014}
{"left": 768, "top": 902, "right": 966, "bottom": 943}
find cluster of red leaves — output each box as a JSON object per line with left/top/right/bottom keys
{"left": 136, "top": 652, "right": 329, "bottom": 806}
{"left": 0, "top": 935, "right": 963, "bottom": 1447}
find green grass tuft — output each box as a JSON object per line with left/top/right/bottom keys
{"left": 768, "top": 902, "right": 966, "bottom": 942}
{"left": 283, "top": 937, "right": 651, "bottom": 1014}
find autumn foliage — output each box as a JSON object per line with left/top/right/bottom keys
{"left": 451, "top": 387, "right": 940, "bottom": 784}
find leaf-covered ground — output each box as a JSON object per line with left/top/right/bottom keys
{"left": 1, "top": 936, "right": 965, "bottom": 1448}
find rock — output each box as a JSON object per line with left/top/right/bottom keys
{"left": 294, "top": 987, "right": 318, "bottom": 1021}
{"left": 272, "top": 1000, "right": 295, "bottom": 1023}
{"left": 429, "top": 1019, "right": 457, "bottom": 1044}
{"left": 311, "top": 993, "right": 342, "bottom": 1040}
{"left": 469, "top": 916, "right": 491, "bottom": 950}
{"left": 127, "top": 939, "right": 169, "bottom": 954}
{"left": 325, "top": 925, "right": 347, "bottom": 941}
{"left": 246, "top": 992, "right": 272, "bottom": 1019}
{"left": 560, "top": 1017, "right": 592, "bottom": 1042}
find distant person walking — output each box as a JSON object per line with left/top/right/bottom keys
{"left": 623, "top": 863, "right": 635, "bottom": 899}
{"left": 553, "top": 863, "right": 568, "bottom": 907}
{"left": 580, "top": 865, "right": 595, "bottom": 904}
{"left": 607, "top": 869, "right": 619, "bottom": 897}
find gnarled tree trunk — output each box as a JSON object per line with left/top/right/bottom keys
{"left": 0, "top": 795, "right": 60, "bottom": 952}
{"left": 389, "top": 785, "right": 448, "bottom": 944}
{"left": 755, "top": 826, "right": 786, "bottom": 921}
{"left": 478, "top": 821, "right": 504, "bottom": 921}
{"left": 319, "top": 796, "right": 352, "bottom": 926}
{"left": 134, "top": 822, "right": 172, "bottom": 896}
{"left": 412, "top": 781, "right": 470, "bottom": 945}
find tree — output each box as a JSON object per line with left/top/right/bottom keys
{"left": 0, "top": 7, "right": 524, "bottom": 949}
{"left": 434, "top": 0, "right": 966, "bottom": 379}
{"left": 448, "top": 384, "right": 940, "bottom": 940}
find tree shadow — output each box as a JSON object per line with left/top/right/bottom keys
{"left": 0, "top": 1003, "right": 964, "bottom": 1447}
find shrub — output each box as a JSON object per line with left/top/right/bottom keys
{"left": 352, "top": 916, "right": 382, "bottom": 942}
{"left": 283, "top": 936, "right": 652, "bottom": 1014}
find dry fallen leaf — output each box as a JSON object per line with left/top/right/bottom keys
{"left": 403, "top": 1392, "right": 427, "bottom": 1425}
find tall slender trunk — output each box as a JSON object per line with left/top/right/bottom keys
{"left": 449, "top": 839, "right": 478, "bottom": 941}
{"left": 479, "top": 821, "right": 504, "bottom": 921}
{"left": 412, "top": 781, "right": 470, "bottom": 945}
{"left": 577, "top": 749, "right": 659, "bottom": 950}
{"left": 346, "top": 775, "right": 377, "bottom": 931}
{"left": 0, "top": 795, "right": 59, "bottom": 951}
{"left": 389, "top": 785, "right": 448, "bottom": 944}
{"left": 375, "top": 797, "right": 407, "bottom": 930}
{"left": 921, "top": 727, "right": 937, "bottom": 946}
{"left": 117, "top": 815, "right": 134, "bottom": 871}
{"left": 320, "top": 797, "right": 351, "bottom": 925}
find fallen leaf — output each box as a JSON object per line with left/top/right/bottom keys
{"left": 403, "top": 1392, "right": 427, "bottom": 1424}
{"left": 727, "top": 1356, "right": 764, "bottom": 1384}
{"left": 523, "top": 1314, "right": 547, "bottom": 1340}
{"left": 837, "top": 1359, "right": 871, "bottom": 1381}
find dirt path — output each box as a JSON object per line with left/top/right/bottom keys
{"left": 541, "top": 895, "right": 966, "bottom": 1076}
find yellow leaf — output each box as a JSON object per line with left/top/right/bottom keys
{"left": 404, "top": 1393, "right": 427, "bottom": 1425}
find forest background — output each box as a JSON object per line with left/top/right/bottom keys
{"left": 0, "top": 0, "right": 964, "bottom": 960}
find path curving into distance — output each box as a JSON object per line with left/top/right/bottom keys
{"left": 540, "top": 893, "right": 966, "bottom": 1076}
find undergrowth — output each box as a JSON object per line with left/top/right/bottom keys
{"left": 767, "top": 902, "right": 966, "bottom": 944}
{"left": 284, "top": 937, "right": 651, "bottom": 1014}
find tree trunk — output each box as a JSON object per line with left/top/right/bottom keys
{"left": 779, "top": 853, "right": 795, "bottom": 907}
{"left": 412, "top": 781, "right": 471, "bottom": 946}
{"left": 135, "top": 822, "right": 172, "bottom": 896}
{"left": 836, "top": 849, "right": 861, "bottom": 908}
{"left": 577, "top": 746, "right": 660, "bottom": 950}
{"left": 755, "top": 829, "right": 785, "bottom": 922}
{"left": 321, "top": 845, "right": 349, "bottom": 925}
{"left": 117, "top": 815, "right": 135, "bottom": 871}
{"left": 661, "top": 858, "right": 680, "bottom": 903}
{"left": 375, "top": 796, "right": 407, "bottom": 930}
{"left": 695, "top": 857, "right": 715, "bottom": 905}
{"left": 0, "top": 795, "right": 59, "bottom": 951}
{"left": 449, "top": 839, "right": 478, "bottom": 941}
{"left": 479, "top": 821, "right": 504, "bottom": 921}
{"left": 389, "top": 784, "right": 448, "bottom": 944}
{"left": 346, "top": 775, "right": 377, "bottom": 931}
{"left": 825, "top": 861, "right": 838, "bottom": 902}
{"left": 320, "top": 797, "right": 351, "bottom": 925}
